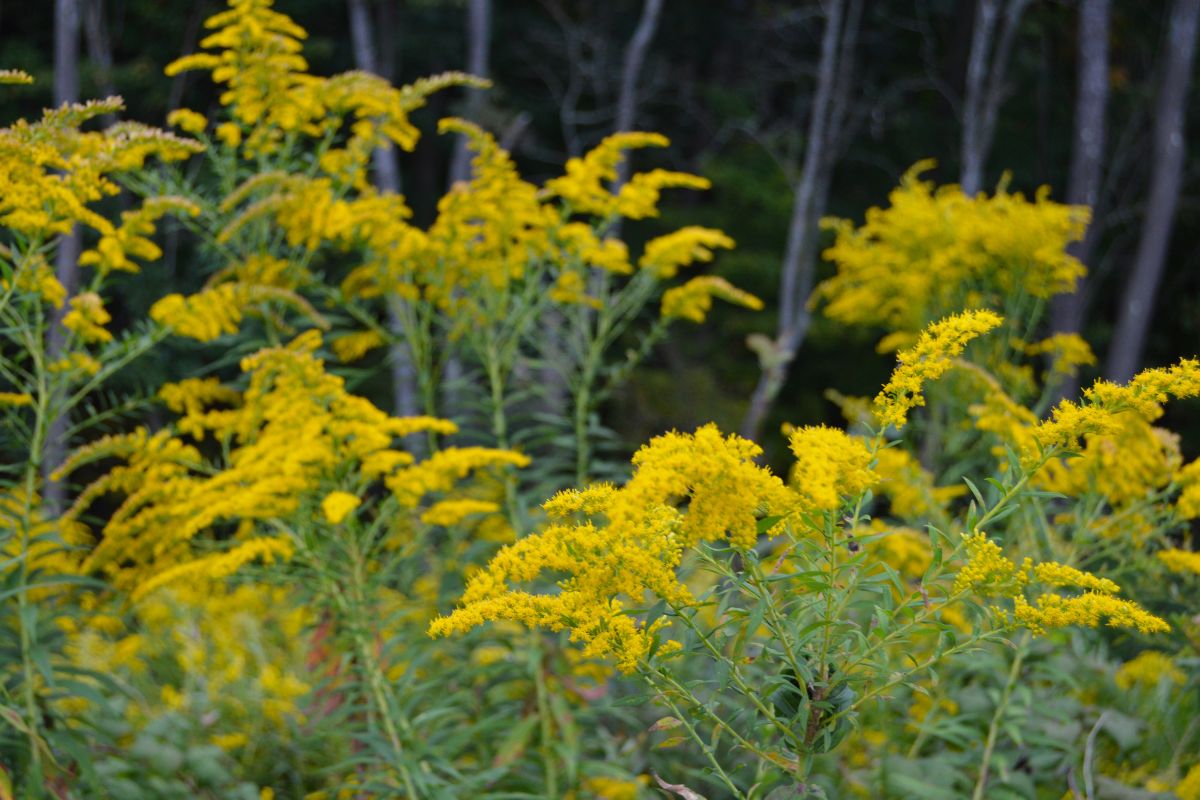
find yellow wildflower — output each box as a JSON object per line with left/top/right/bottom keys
{"left": 1178, "top": 764, "right": 1200, "bottom": 800}
{"left": 321, "top": 491, "right": 361, "bottom": 524}
{"left": 548, "top": 270, "right": 601, "bottom": 309}
{"left": 1024, "top": 333, "right": 1096, "bottom": 378}
{"left": 420, "top": 499, "right": 501, "bottom": 526}
{"left": 48, "top": 352, "right": 102, "bottom": 376}
{"left": 1013, "top": 592, "right": 1169, "bottom": 635}
{"left": 1114, "top": 651, "right": 1186, "bottom": 690}
{"left": 638, "top": 226, "right": 734, "bottom": 279}
{"left": 0, "top": 392, "right": 33, "bottom": 406}
{"left": 786, "top": 425, "right": 876, "bottom": 511}
{"left": 874, "top": 310, "right": 1003, "bottom": 430}
{"left": 79, "top": 197, "right": 200, "bottom": 275}
{"left": 131, "top": 536, "right": 294, "bottom": 601}
{"left": 543, "top": 131, "right": 688, "bottom": 218}
{"left": 953, "top": 532, "right": 1026, "bottom": 597}
{"left": 660, "top": 275, "right": 762, "bottom": 323}
{"left": 0, "top": 69, "right": 33, "bottom": 84}
{"left": 166, "top": 108, "right": 207, "bottom": 134}
{"left": 872, "top": 446, "right": 965, "bottom": 519}
{"left": 431, "top": 425, "right": 795, "bottom": 672}
{"left": 331, "top": 329, "right": 385, "bottom": 362}
{"left": 1157, "top": 548, "right": 1200, "bottom": 576}
{"left": 150, "top": 282, "right": 326, "bottom": 342}
{"left": 62, "top": 292, "right": 113, "bottom": 343}
{"left": 815, "top": 160, "right": 1087, "bottom": 339}
{"left": 1032, "top": 358, "right": 1200, "bottom": 458}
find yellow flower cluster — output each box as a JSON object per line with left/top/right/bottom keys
{"left": 638, "top": 227, "right": 735, "bottom": 279}
{"left": 431, "top": 424, "right": 798, "bottom": 672}
{"left": 1157, "top": 548, "right": 1200, "bottom": 576}
{"left": 321, "top": 491, "right": 361, "bottom": 524}
{"left": 1179, "top": 765, "right": 1200, "bottom": 800}
{"left": 1036, "top": 412, "right": 1180, "bottom": 509}
{"left": 815, "top": 160, "right": 1087, "bottom": 340}
{"left": 4, "top": 255, "right": 67, "bottom": 308}
{"left": 0, "top": 92, "right": 199, "bottom": 243}
{"left": 164, "top": 0, "right": 481, "bottom": 159}
{"left": 874, "top": 310, "right": 1003, "bottom": 429}
{"left": 130, "top": 535, "right": 294, "bottom": 601}
{"left": 1114, "top": 651, "right": 1186, "bottom": 690}
{"left": 79, "top": 197, "right": 200, "bottom": 275}
{"left": 953, "top": 532, "right": 1028, "bottom": 597}
{"left": 660, "top": 276, "right": 763, "bottom": 323}
{"left": 1013, "top": 591, "right": 1170, "bottom": 635}
{"left": 150, "top": 282, "right": 326, "bottom": 342}
{"left": 543, "top": 131, "right": 709, "bottom": 220}
{"left": 55, "top": 331, "right": 522, "bottom": 594}
{"left": 1031, "top": 358, "right": 1200, "bottom": 459}
{"left": 954, "top": 532, "right": 1168, "bottom": 634}
{"left": 872, "top": 446, "right": 965, "bottom": 519}
{"left": 786, "top": 425, "right": 876, "bottom": 511}
{"left": 330, "top": 330, "right": 385, "bottom": 362}
{"left": 62, "top": 292, "right": 113, "bottom": 344}
{"left": 65, "top": 582, "right": 313, "bottom": 737}
{"left": 1023, "top": 332, "right": 1096, "bottom": 379}
{"left": 869, "top": 524, "right": 935, "bottom": 580}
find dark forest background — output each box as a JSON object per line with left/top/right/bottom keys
{"left": 4, "top": 0, "right": 1197, "bottom": 463}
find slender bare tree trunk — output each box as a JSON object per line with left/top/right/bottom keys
{"left": 43, "top": 0, "right": 82, "bottom": 513}
{"left": 613, "top": 0, "right": 664, "bottom": 187}
{"left": 1050, "top": 0, "right": 1110, "bottom": 396}
{"left": 960, "top": 0, "right": 1030, "bottom": 196}
{"left": 82, "top": 0, "right": 118, "bottom": 128}
{"left": 349, "top": 0, "right": 403, "bottom": 194}
{"left": 378, "top": 0, "right": 400, "bottom": 81}
{"left": 741, "top": 0, "right": 858, "bottom": 441}
{"left": 1106, "top": 0, "right": 1200, "bottom": 382}
{"left": 448, "top": 0, "right": 492, "bottom": 184}
{"left": 440, "top": 0, "right": 492, "bottom": 425}
{"left": 347, "top": 0, "right": 420, "bottom": 424}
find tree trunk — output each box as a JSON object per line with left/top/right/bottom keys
{"left": 347, "top": 0, "right": 421, "bottom": 424}
{"left": 1106, "top": 0, "right": 1200, "bottom": 382}
{"left": 44, "top": 0, "right": 82, "bottom": 514}
{"left": 82, "top": 0, "right": 117, "bottom": 127}
{"left": 612, "top": 0, "right": 664, "bottom": 190}
{"left": 740, "top": 0, "right": 855, "bottom": 441}
{"left": 1050, "top": 0, "right": 1110, "bottom": 395}
{"left": 960, "top": 0, "right": 1030, "bottom": 196}
{"left": 447, "top": 0, "right": 492, "bottom": 184}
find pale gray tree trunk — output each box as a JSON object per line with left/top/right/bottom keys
{"left": 741, "top": 0, "right": 859, "bottom": 441}
{"left": 441, "top": 0, "right": 492, "bottom": 424}
{"left": 44, "top": 0, "right": 82, "bottom": 513}
{"left": 347, "top": 0, "right": 421, "bottom": 424}
{"left": 448, "top": 0, "right": 492, "bottom": 184}
{"left": 1106, "top": 0, "right": 1200, "bottom": 382}
{"left": 613, "top": 0, "right": 664, "bottom": 190}
{"left": 1050, "top": 0, "right": 1110, "bottom": 397}
{"left": 83, "top": 0, "right": 117, "bottom": 127}
{"left": 960, "top": 0, "right": 1030, "bottom": 196}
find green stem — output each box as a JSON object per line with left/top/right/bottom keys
{"left": 673, "top": 604, "right": 810, "bottom": 755}
{"left": 648, "top": 677, "right": 748, "bottom": 799}
{"left": 343, "top": 531, "right": 420, "bottom": 797}
{"left": 484, "top": 346, "right": 520, "bottom": 527}
{"left": 971, "top": 632, "right": 1030, "bottom": 800}
{"left": 529, "top": 631, "right": 559, "bottom": 799}
{"left": 573, "top": 344, "right": 600, "bottom": 486}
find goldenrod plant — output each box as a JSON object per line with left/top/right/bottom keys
{"left": 1, "top": 1, "right": 1199, "bottom": 798}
